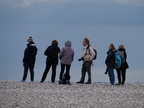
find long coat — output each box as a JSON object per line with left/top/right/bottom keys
{"left": 23, "top": 42, "right": 38, "bottom": 68}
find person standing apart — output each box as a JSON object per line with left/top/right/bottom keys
{"left": 59, "top": 41, "right": 74, "bottom": 85}
{"left": 105, "top": 43, "right": 117, "bottom": 85}
{"left": 41, "top": 40, "right": 60, "bottom": 83}
{"left": 116, "top": 45, "right": 129, "bottom": 85}
{"left": 77, "top": 38, "right": 95, "bottom": 84}
{"left": 21, "top": 37, "right": 38, "bottom": 82}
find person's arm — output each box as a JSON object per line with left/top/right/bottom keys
{"left": 23, "top": 47, "right": 31, "bottom": 64}
{"left": 105, "top": 51, "right": 113, "bottom": 64}
{"left": 44, "top": 46, "right": 50, "bottom": 56}
{"left": 71, "top": 50, "right": 74, "bottom": 62}
{"left": 124, "top": 51, "right": 127, "bottom": 60}
{"left": 59, "top": 48, "right": 65, "bottom": 60}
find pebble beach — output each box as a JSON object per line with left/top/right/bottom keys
{"left": 0, "top": 81, "right": 144, "bottom": 108}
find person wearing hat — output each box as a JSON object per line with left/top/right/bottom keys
{"left": 21, "top": 37, "right": 38, "bottom": 82}
{"left": 116, "top": 45, "right": 129, "bottom": 85}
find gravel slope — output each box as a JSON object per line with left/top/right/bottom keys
{"left": 0, "top": 81, "right": 144, "bottom": 108}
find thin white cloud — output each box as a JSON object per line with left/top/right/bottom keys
{"left": 0, "top": 0, "right": 144, "bottom": 8}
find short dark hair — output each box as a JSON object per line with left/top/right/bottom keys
{"left": 84, "top": 38, "right": 90, "bottom": 45}
{"left": 52, "top": 40, "right": 58, "bottom": 45}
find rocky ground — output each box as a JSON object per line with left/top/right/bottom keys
{"left": 0, "top": 81, "right": 144, "bottom": 108}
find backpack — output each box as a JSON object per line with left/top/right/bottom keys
{"left": 86, "top": 45, "right": 97, "bottom": 60}
{"left": 61, "top": 73, "right": 71, "bottom": 84}
{"left": 118, "top": 51, "right": 125, "bottom": 64}
{"left": 114, "top": 52, "right": 122, "bottom": 69}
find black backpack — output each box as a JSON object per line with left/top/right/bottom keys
{"left": 62, "top": 73, "right": 71, "bottom": 84}
{"left": 86, "top": 45, "right": 97, "bottom": 60}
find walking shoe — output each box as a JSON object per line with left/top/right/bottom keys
{"left": 66, "top": 80, "right": 71, "bottom": 85}
{"left": 77, "top": 81, "right": 84, "bottom": 84}
{"left": 115, "top": 83, "right": 121, "bottom": 85}
{"left": 121, "top": 83, "right": 125, "bottom": 85}
{"left": 40, "top": 81, "right": 43, "bottom": 83}
{"left": 59, "top": 80, "right": 62, "bottom": 84}
{"left": 85, "top": 82, "right": 91, "bottom": 84}
{"left": 20, "top": 80, "right": 26, "bottom": 83}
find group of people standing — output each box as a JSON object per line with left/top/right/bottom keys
{"left": 21, "top": 37, "right": 129, "bottom": 85}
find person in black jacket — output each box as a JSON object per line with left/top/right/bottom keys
{"left": 116, "top": 45, "right": 129, "bottom": 85}
{"left": 41, "top": 40, "right": 60, "bottom": 83}
{"left": 105, "top": 43, "right": 116, "bottom": 85}
{"left": 21, "top": 37, "right": 38, "bottom": 82}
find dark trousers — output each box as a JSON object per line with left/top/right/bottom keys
{"left": 80, "top": 62, "right": 92, "bottom": 82}
{"left": 41, "top": 62, "right": 57, "bottom": 83}
{"left": 22, "top": 66, "right": 34, "bottom": 81}
{"left": 59, "top": 64, "right": 71, "bottom": 80}
{"left": 116, "top": 69, "right": 126, "bottom": 84}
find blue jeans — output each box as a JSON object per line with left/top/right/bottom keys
{"left": 22, "top": 66, "right": 34, "bottom": 81}
{"left": 108, "top": 67, "right": 115, "bottom": 85}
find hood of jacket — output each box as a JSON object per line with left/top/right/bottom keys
{"left": 65, "top": 41, "right": 71, "bottom": 47}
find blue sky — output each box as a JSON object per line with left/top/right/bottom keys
{"left": 0, "top": 0, "right": 144, "bottom": 82}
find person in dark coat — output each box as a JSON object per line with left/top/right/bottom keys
{"left": 40, "top": 40, "right": 60, "bottom": 83}
{"left": 105, "top": 43, "right": 116, "bottom": 85}
{"left": 21, "top": 37, "right": 38, "bottom": 82}
{"left": 116, "top": 45, "right": 129, "bottom": 85}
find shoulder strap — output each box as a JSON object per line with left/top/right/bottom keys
{"left": 84, "top": 45, "right": 91, "bottom": 56}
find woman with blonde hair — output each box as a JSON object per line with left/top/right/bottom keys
{"left": 116, "top": 45, "right": 129, "bottom": 85}
{"left": 105, "top": 43, "right": 117, "bottom": 85}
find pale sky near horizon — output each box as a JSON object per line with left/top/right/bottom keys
{"left": 0, "top": 0, "right": 144, "bottom": 83}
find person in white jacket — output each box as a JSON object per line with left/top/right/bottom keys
{"left": 77, "top": 38, "right": 95, "bottom": 84}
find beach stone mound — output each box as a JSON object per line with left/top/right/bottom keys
{"left": 0, "top": 81, "right": 144, "bottom": 108}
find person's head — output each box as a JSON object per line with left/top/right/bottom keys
{"left": 65, "top": 40, "right": 71, "bottom": 47}
{"left": 83, "top": 38, "right": 90, "bottom": 46}
{"left": 52, "top": 40, "right": 58, "bottom": 45}
{"left": 119, "top": 45, "right": 125, "bottom": 49}
{"left": 27, "top": 36, "right": 33, "bottom": 43}
{"left": 108, "top": 43, "right": 116, "bottom": 50}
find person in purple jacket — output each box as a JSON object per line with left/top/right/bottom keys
{"left": 59, "top": 41, "right": 74, "bottom": 85}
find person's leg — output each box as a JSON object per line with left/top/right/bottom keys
{"left": 80, "top": 62, "right": 86, "bottom": 82}
{"left": 108, "top": 67, "right": 115, "bottom": 85}
{"left": 51, "top": 64, "right": 57, "bottom": 83}
{"left": 59, "top": 64, "right": 65, "bottom": 81}
{"left": 65, "top": 65, "right": 71, "bottom": 85}
{"left": 85, "top": 62, "right": 92, "bottom": 84}
{"left": 116, "top": 69, "right": 121, "bottom": 84}
{"left": 30, "top": 68, "right": 34, "bottom": 82}
{"left": 22, "top": 66, "right": 29, "bottom": 81}
{"left": 41, "top": 62, "right": 51, "bottom": 82}
{"left": 77, "top": 62, "right": 86, "bottom": 83}
{"left": 122, "top": 69, "right": 126, "bottom": 84}
{"left": 65, "top": 65, "right": 71, "bottom": 81}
